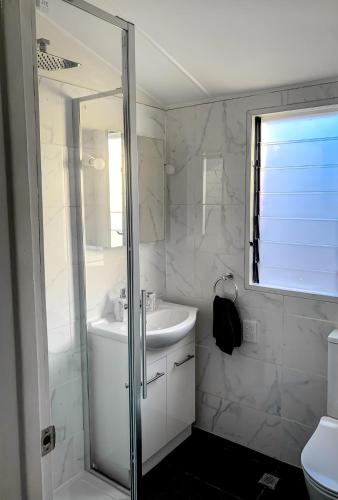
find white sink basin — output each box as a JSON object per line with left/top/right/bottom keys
{"left": 88, "top": 301, "right": 198, "bottom": 349}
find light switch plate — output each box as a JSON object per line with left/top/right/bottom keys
{"left": 243, "top": 320, "right": 257, "bottom": 343}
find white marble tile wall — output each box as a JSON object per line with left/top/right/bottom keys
{"left": 40, "top": 76, "right": 86, "bottom": 489}
{"left": 138, "top": 136, "right": 165, "bottom": 243}
{"left": 165, "top": 81, "right": 338, "bottom": 467}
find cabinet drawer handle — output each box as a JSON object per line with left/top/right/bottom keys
{"left": 174, "top": 354, "right": 195, "bottom": 367}
{"left": 146, "top": 371, "right": 165, "bottom": 385}
{"left": 125, "top": 371, "right": 165, "bottom": 389}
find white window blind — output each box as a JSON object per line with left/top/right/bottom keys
{"left": 257, "top": 107, "right": 338, "bottom": 296}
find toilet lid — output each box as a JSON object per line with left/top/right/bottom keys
{"left": 302, "top": 416, "right": 338, "bottom": 494}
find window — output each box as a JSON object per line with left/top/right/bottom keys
{"left": 249, "top": 105, "right": 338, "bottom": 297}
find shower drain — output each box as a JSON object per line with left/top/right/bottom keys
{"left": 258, "top": 473, "right": 280, "bottom": 490}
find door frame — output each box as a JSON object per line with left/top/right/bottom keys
{"left": 0, "top": 31, "right": 25, "bottom": 500}
{"left": 1, "top": 0, "right": 142, "bottom": 498}
{"left": 0, "top": 0, "right": 53, "bottom": 498}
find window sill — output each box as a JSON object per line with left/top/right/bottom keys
{"left": 244, "top": 280, "right": 338, "bottom": 304}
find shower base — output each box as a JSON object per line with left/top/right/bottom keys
{"left": 54, "top": 471, "right": 129, "bottom": 500}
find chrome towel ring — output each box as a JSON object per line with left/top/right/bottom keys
{"left": 213, "top": 273, "right": 238, "bottom": 304}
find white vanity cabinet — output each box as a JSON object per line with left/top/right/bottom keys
{"left": 88, "top": 323, "right": 196, "bottom": 487}
{"left": 141, "top": 335, "right": 195, "bottom": 473}
{"left": 167, "top": 342, "right": 195, "bottom": 442}
{"left": 141, "top": 357, "right": 167, "bottom": 462}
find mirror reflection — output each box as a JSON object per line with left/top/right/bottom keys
{"left": 80, "top": 97, "right": 164, "bottom": 248}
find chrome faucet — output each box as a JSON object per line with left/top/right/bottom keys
{"left": 120, "top": 288, "right": 156, "bottom": 313}
{"left": 119, "top": 288, "right": 128, "bottom": 322}
{"left": 145, "top": 291, "right": 156, "bottom": 312}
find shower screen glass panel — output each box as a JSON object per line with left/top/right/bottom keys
{"left": 37, "top": 1, "right": 141, "bottom": 497}
{"left": 76, "top": 92, "right": 132, "bottom": 487}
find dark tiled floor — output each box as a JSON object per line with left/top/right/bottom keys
{"left": 142, "top": 428, "right": 309, "bottom": 500}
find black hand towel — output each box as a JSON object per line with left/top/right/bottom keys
{"left": 213, "top": 295, "right": 242, "bottom": 355}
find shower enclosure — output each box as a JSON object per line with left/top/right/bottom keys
{"left": 4, "top": 0, "right": 190, "bottom": 497}
{"left": 36, "top": 0, "right": 144, "bottom": 497}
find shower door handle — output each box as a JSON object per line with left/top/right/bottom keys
{"left": 141, "top": 289, "right": 147, "bottom": 399}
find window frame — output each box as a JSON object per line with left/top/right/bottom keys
{"left": 245, "top": 98, "right": 338, "bottom": 303}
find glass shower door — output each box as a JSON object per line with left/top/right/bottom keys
{"left": 73, "top": 84, "right": 142, "bottom": 495}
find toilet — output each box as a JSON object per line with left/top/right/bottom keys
{"left": 301, "top": 330, "right": 338, "bottom": 499}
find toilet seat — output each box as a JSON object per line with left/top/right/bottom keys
{"left": 301, "top": 416, "right": 338, "bottom": 496}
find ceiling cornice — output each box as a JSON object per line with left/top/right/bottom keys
{"left": 164, "top": 75, "right": 338, "bottom": 111}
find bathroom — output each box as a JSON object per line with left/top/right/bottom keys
{"left": 1, "top": 1, "right": 338, "bottom": 499}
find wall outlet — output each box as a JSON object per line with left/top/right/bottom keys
{"left": 243, "top": 320, "right": 257, "bottom": 343}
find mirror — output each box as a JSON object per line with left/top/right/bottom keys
{"left": 81, "top": 128, "right": 125, "bottom": 248}
{"left": 80, "top": 127, "right": 165, "bottom": 248}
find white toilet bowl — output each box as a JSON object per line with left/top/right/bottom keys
{"left": 301, "top": 330, "right": 338, "bottom": 500}
{"left": 302, "top": 417, "right": 338, "bottom": 499}
{"left": 303, "top": 470, "right": 338, "bottom": 500}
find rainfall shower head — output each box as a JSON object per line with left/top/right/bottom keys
{"left": 37, "top": 38, "right": 80, "bottom": 71}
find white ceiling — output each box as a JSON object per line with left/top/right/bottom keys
{"left": 39, "top": 0, "right": 338, "bottom": 108}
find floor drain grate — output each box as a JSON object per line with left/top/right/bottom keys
{"left": 258, "top": 473, "right": 280, "bottom": 490}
